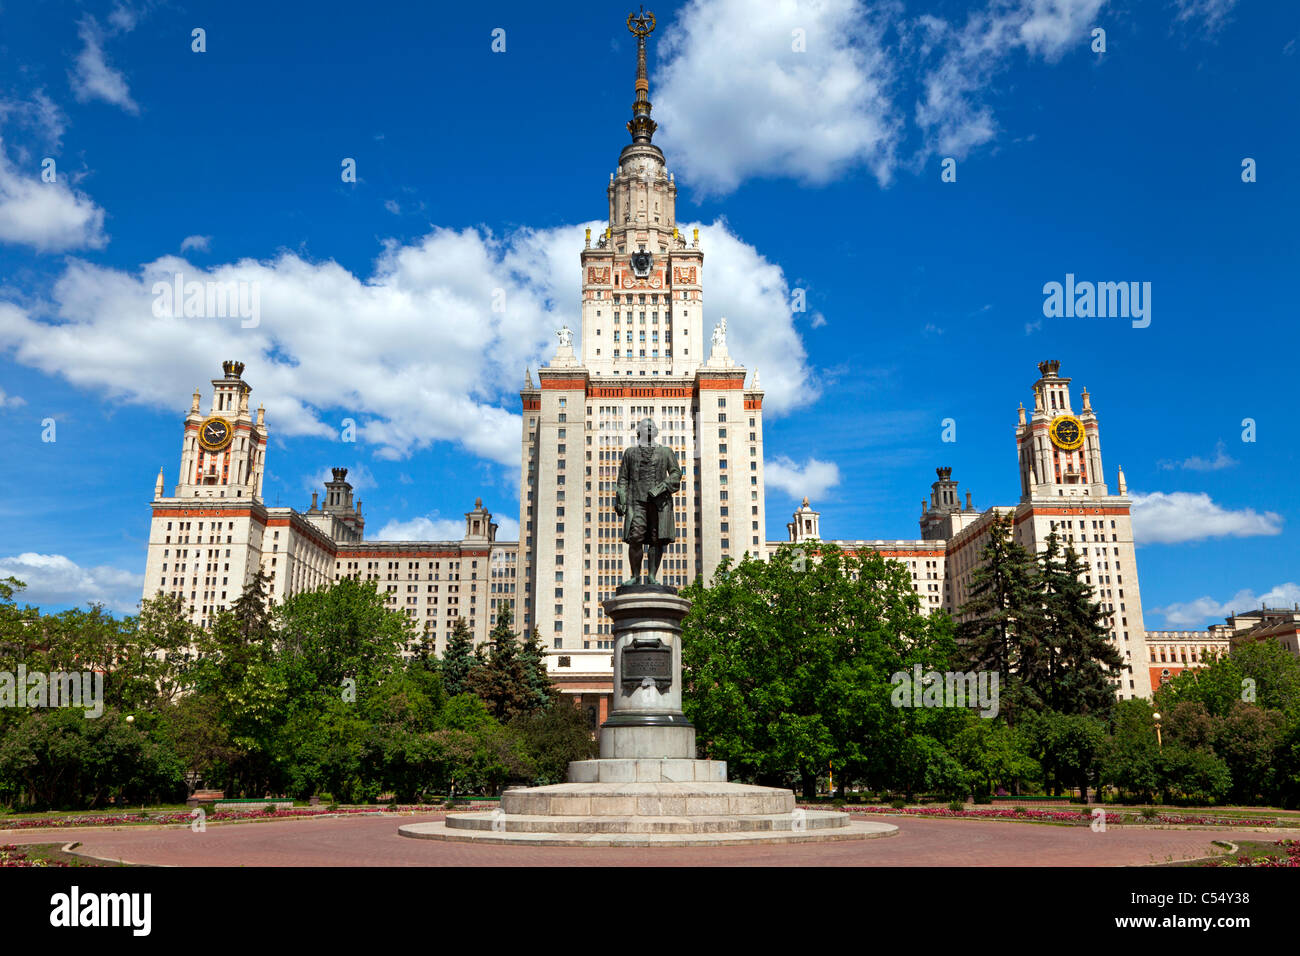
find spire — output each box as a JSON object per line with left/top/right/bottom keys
{"left": 626, "top": 8, "right": 658, "bottom": 144}
{"left": 155, "top": 467, "right": 165, "bottom": 499}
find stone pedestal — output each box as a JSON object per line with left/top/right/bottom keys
{"left": 598, "top": 586, "right": 695, "bottom": 762}
{"left": 398, "top": 584, "right": 895, "bottom": 847}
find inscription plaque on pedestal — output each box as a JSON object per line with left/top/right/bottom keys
{"left": 621, "top": 641, "right": 672, "bottom": 690}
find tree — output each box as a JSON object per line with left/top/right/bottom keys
{"left": 468, "top": 603, "right": 539, "bottom": 722}
{"left": 0, "top": 708, "right": 184, "bottom": 809}
{"left": 1023, "top": 710, "right": 1106, "bottom": 802}
{"left": 441, "top": 617, "right": 477, "bottom": 698}
{"left": 1158, "top": 746, "right": 1231, "bottom": 805}
{"left": 681, "top": 544, "right": 957, "bottom": 799}
{"left": 955, "top": 516, "right": 1041, "bottom": 725}
{"left": 1100, "top": 697, "right": 1162, "bottom": 802}
{"left": 275, "top": 576, "right": 409, "bottom": 707}
{"left": 1213, "top": 701, "right": 1286, "bottom": 804}
{"left": 510, "top": 702, "right": 597, "bottom": 785}
{"left": 950, "top": 712, "right": 1039, "bottom": 798}
{"left": 1031, "top": 532, "right": 1126, "bottom": 718}
{"left": 518, "top": 622, "right": 558, "bottom": 712}
{"left": 191, "top": 571, "right": 285, "bottom": 796}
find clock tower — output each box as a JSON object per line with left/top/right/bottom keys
{"left": 579, "top": 8, "right": 704, "bottom": 378}
{"left": 518, "top": 11, "right": 767, "bottom": 659}
{"left": 173, "top": 360, "right": 267, "bottom": 500}
{"left": 1017, "top": 359, "right": 1107, "bottom": 500}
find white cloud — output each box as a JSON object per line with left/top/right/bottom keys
{"left": 912, "top": 0, "right": 1104, "bottom": 162}
{"left": 655, "top": 0, "right": 901, "bottom": 193}
{"left": 0, "top": 552, "right": 142, "bottom": 615}
{"left": 0, "top": 388, "right": 25, "bottom": 409}
{"left": 180, "top": 234, "right": 211, "bottom": 253}
{"left": 373, "top": 512, "right": 520, "bottom": 542}
{"left": 690, "top": 221, "right": 816, "bottom": 412}
{"left": 384, "top": 199, "right": 401, "bottom": 215}
{"left": 0, "top": 90, "right": 67, "bottom": 150}
{"left": 0, "top": 137, "right": 107, "bottom": 251}
{"left": 1130, "top": 491, "right": 1284, "bottom": 545}
{"left": 1173, "top": 0, "right": 1239, "bottom": 33}
{"left": 0, "top": 218, "right": 814, "bottom": 467}
{"left": 1157, "top": 440, "right": 1238, "bottom": 472}
{"left": 70, "top": 17, "right": 139, "bottom": 114}
{"left": 649, "top": 0, "right": 1111, "bottom": 193}
{"left": 1152, "top": 582, "right": 1300, "bottom": 628}
{"left": 764, "top": 455, "right": 841, "bottom": 501}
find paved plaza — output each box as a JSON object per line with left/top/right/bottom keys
{"left": 2, "top": 813, "right": 1266, "bottom": 867}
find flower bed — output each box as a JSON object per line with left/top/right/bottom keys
{"left": 0, "top": 804, "right": 450, "bottom": 831}
{"left": 813, "top": 805, "right": 1295, "bottom": 828}
{"left": 1213, "top": 839, "right": 1300, "bottom": 867}
{"left": 0, "top": 844, "right": 70, "bottom": 867}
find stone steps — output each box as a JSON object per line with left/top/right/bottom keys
{"left": 501, "top": 781, "right": 795, "bottom": 818}
{"left": 399, "top": 818, "right": 899, "bottom": 847}
{"left": 446, "top": 810, "right": 847, "bottom": 834}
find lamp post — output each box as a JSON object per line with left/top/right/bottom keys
{"left": 1152, "top": 711, "right": 1162, "bottom": 748}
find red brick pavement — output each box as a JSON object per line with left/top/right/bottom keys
{"left": 1, "top": 812, "right": 1257, "bottom": 866}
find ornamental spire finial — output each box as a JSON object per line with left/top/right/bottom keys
{"left": 626, "top": 8, "right": 657, "bottom": 144}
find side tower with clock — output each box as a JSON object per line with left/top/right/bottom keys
{"left": 945, "top": 361, "right": 1150, "bottom": 699}
{"left": 1017, "top": 359, "right": 1107, "bottom": 500}
{"left": 174, "top": 360, "right": 267, "bottom": 500}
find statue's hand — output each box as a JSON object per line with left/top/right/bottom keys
{"left": 614, "top": 503, "right": 626, "bottom": 517}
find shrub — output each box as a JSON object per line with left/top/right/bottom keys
{"left": 948, "top": 801, "right": 965, "bottom": 812}
{"left": 890, "top": 799, "right": 906, "bottom": 810}
{"left": 1140, "top": 807, "right": 1159, "bottom": 820}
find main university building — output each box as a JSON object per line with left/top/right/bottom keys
{"left": 142, "top": 22, "right": 1289, "bottom": 719}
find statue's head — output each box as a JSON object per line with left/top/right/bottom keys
{"left": 634, "top": 417, "right": 658, "bottom": 445}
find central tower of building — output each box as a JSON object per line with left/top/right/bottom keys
{"left": 518, "top": 11, "right": 768, "bottom": 654}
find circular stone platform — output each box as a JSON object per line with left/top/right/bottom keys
{"left": 398, "top": 781, "right": 898, "bottom": 847}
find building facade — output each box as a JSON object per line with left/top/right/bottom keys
{"left": 142, "top": 24, "right": 1218, "bottom": 711}
{"left": 141, "top": 359, "right": 519, "bottom": 653}
{"left": 516, "top": 21, "right": 765, "bottom": 654}
{"left": 772, "top": 359, "right": 1153, "bottom": 700}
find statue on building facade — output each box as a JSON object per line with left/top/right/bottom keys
{"left": 615, "top": 417, "right": 681, "bottom": 587}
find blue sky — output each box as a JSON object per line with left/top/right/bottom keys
{"left": 0, "top": 0, "right": 1295, "bottom": 628}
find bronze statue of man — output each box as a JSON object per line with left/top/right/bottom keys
{"left": 615, "top": 417, "right": 681, "bottom": 586}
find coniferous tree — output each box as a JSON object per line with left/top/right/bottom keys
{"left": 469, "top": 604, "right": 534, "bottom": 722}
{"left": 1033, "top": 532, "right": 1127, "bottom": 717}
{"left": 518, "top": 624, "right": 558, "bottom": 713}
{"left": 955, "top": 515, "right": 1041, "bottom": 724}
{"left": 441, "top": 617, "right": 476, "bottom": 698}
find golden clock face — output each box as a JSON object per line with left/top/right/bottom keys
{"left": 1049, "top": 414, "right": 1085, "bottom": 451}
{"left": 198, "top": 416, "right": 233, "bottom": 452}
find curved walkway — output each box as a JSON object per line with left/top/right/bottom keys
{"left": 1, "top": 812, "right": 1257, "bottom": 866}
